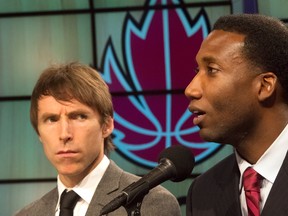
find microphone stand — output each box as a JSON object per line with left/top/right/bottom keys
{"left": 123, "top": 196, "right": 144, "bottom": 216}
{"left": 99, "top": 182, "right": 147, "bottom": 216}
{"left": 123, "top": 180, "right": 150, "bottom": 216}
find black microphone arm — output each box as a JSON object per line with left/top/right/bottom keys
{"left": 100, "top": 145, "right": 195, "bottom": 215}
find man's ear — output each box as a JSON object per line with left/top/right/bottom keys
{"left": 102, "top": 117, "right": 114, "bottom": 138}
{"left": 257, "top": 72, "right": 277, "bottom": 102}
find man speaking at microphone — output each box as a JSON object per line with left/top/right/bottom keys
{"left": 185, "top": 14, "right": 288, "bottom": 216}
{"left": 14, "top": 62, "right": 181, "bottom": 216}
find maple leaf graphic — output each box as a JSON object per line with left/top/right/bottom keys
{"left": 100, "top": 0, "right": 220, "bottom": 168}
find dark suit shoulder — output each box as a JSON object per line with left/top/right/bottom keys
{"left": 186, "top": 154, "right": 241, "bottom": 216}
{"left": 195, "top": 154, "right": 236, "bottom": 186}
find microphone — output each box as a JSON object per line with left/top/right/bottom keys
{"left": 100, "top": 145, "right": 195, "bottom": 215}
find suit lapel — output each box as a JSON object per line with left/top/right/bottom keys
{"left": 214, "top": 154, "right": 242, "bottom": 216}
{"left": 262, "top": 151, "right": 288, "bottom": 216}
{"left": 85, "top": 161, "right": 123, "bottom": 216}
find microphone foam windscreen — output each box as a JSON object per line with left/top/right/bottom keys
{"left": 158, "top": 145, "right": 195, "bottom": 182}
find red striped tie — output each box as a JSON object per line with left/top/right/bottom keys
{"left": 243, "top": 167, "right": 262, "bottom": 216}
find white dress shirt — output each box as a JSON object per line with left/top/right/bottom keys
{"left": 55, "top": 155, "right": 110, "bottom": 216}
{"left": 236, "top": 124, "right": 288, "bottom": 216}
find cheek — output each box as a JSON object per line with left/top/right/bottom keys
{"left": 38, "top": 127, "right": 60, "bottom": 160}
{"left": 38, "top": 130, "right": 54, "bottom": 151}
{"left": 81, "top": 126, "right": 105, "bottom": 152}
{"left": 38, "top": 124, "right": 59, "bottom": 144}
{"left": 207, "top": 87, "right": 246, "bottom": 122}
{"left": 207, "top": 87, "right": 231, "bottom": 112}
{"left": 80, "top": 135, "right": 104, "bottom": 166}
{"left": 213, "top": 94, "right": 255, "bottom": 129}
{"left": 209, "top": 80, "right": 249, "bottom": 111}
{"left": 40, "top": 138, "right": 57, "bottom": 166}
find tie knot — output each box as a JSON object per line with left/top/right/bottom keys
{"left": 60, "top": 190, "right": 80, "bottom": 210}
{"left": 243, "top": 167, "right": 261, "bottom": 192}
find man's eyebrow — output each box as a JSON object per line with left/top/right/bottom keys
{"left": 67, "top": 111, "right": 84, "bottom": 117}
{"left": 196, "top": 55, "right": 217, "bottom": 65}
{"left": 39, "top": 109, "right": 92, "bottom": 119}
{"left": 68, "top": 109, "right": 90, "bottom": 115}
{"left": 202, "top": 56, "right": 217, "bottom": 63}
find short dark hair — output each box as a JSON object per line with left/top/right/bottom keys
{"left": 30, "top": 62, "right": 115, "bottom": 154}
{"left": 213, "top": 14, "right": 288, "bottom": 95}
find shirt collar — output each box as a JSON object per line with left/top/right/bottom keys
{"left": 55, "top": 155, "right": 110, "bottom": 211}
{"left": 236, "top": 123, "right": 288, "bottom": 184}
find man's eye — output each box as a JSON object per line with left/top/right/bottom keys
{"left": 71, "top": 114, "right": 87, "bottom": 120}
{"left": 78, "top": 114, "right": 87, "bottom": 119}
{"left": 46, "top": 116, "right": 58, "bottom": 123}
{"left": 207, "top": 67, "right": 218, "bottom": 74}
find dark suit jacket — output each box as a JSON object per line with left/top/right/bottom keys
{"left": 15, "top": 160, "right": 181, "bottom": 216}
{"left": 186, "top": 152, "right": 288, "bottom": 216}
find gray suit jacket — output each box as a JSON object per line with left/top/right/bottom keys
{"left": 186, "top": 152, "right": 288, "bottom": 216}
{"left": 15, "top": 160, "right": 181, "bottom": 216}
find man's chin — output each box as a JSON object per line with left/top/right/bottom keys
{"left": 198, "top": 130, "right": 225, "bottom": 144}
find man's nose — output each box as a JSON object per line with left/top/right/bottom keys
{"left": 59, "top": 119, "right": 73, "bottom": 144}
{"left": 184, "top": 73, "right": 202, "bottom": 100}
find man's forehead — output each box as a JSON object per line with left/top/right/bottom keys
{"left": 196, "top": 30, "right": 245, "bottom": 61}
{"left": 38, "top": 96, "right": 87, "bottom": 110}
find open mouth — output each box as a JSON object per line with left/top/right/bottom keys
{"left": 193, "top": 110, "right": 205, "bottom": 116}
{"left": 192, "top": 110, "right": 205, "bottom": 125}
